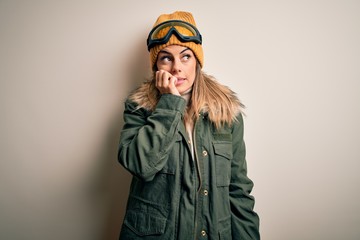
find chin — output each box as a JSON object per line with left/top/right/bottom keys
{"left": 178, "top": 86, "right": 192, "bottom": 95}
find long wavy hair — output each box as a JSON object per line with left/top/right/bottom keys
{"left": 129, "top": 61, "right": 244, "bottom": 129}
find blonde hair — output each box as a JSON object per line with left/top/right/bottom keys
{"left": 189, "top": 63, "right": 244, "bottom": 128}
{"left": 128, "top": 62, "right": 244, "bottom": 129}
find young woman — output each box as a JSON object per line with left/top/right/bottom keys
{"left": 118, "top": 11, "right": 260, "bottom": 240}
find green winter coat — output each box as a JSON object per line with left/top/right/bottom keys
{"left": 118, "top": 94, "right": 260, "bottom": 239}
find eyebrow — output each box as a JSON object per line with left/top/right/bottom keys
{"left": 159, "top": 48, "right": 191, "bottom": 55}
{"left": 180, "top": 48, "right": 191, "bottom": 54}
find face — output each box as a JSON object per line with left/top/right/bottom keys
{"left": 156, "top": 45, "right": 197, "bottom": 94}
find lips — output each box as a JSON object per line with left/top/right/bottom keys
{"left": 175, "top": 77, "right": 186, "bottom": 86}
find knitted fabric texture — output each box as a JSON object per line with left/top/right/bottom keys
{"left": 149, "top": 11, "right": 204, "bottom": 68}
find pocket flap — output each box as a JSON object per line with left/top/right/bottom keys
{"left": 213, "top": 142, "right": 233, "bottom": 159}
{"left": 124, "top": 210, "right": 166, "bottom": 236}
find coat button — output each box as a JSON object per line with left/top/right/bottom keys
{"left": 201, "top": 230, "right": 207, "bottom": 236}
{"left": 203, "top": 189, "right": 208, "bottom": 196}
{"left": 202, "top": 150, "right": 208, "bottom": 156}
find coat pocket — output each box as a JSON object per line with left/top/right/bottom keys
{"left": 218, "top": 216, "right": 232, "bottom": 240}
{"left": 122, "top": 196, "right": 168, "bottom": 237}
{"left": 124, "top": 210, "right": 166, "bottom": 236}
{"left": 213, "top": 142, "right": 233, "bottom": 187}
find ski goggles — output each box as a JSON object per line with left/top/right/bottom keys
{"left": 147, "top": 20, "right": 202, "bottom": 51}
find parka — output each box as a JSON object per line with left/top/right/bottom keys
{"left": 118, "top": 93, "right": 260, "bottom": 240}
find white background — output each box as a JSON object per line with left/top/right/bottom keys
{"left": 1, "top": 1, "right": 359, "bottom": 239}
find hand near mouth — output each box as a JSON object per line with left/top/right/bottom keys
{"left": 155, "top": 70, "right": 181, "bottom": 96}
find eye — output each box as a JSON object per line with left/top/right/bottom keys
{"left": 159, "top": 55, "right": 172, "bottom": 62}
{"left": 182, "top": 54, "right": 191, "bottom": 61}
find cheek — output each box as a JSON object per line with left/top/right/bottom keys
{"left": 189, "top": 64, "right": 196, "bottom": 82}
{"left": 156, "top": 62, "right": 170, "bottom": 71}
{"left": 156, "top": 64, "right": 166, "bottom": 71}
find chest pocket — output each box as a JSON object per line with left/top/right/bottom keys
{"left": 213, "top": 140, "right": 233, "bottom": 187}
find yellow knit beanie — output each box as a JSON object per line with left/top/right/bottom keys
{"left": 148, "top": 11, "right": 204, "bottom": 69}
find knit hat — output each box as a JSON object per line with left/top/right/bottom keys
{"left": 148, "top": 11, "right": 204, "bottom": 69}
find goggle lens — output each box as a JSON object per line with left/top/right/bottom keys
{"left": 147, "top": 20, "right": 202, "bottom": 51}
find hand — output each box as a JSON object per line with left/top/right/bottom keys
{"left": 155, "top": 70, "right": 180, "bottom": 96}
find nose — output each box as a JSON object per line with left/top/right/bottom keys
{"left": 171, "top": 58, "right": 182, "bottom": 74}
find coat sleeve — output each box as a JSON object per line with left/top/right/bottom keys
{"left": 118, "top": 94, "right": 186, "bottom": 182}
{"left": 230, "top": 114, "right": 260, "bottom": 239}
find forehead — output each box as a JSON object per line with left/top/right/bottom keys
{"left": 160, "top": 45, "right": 192, "bottom": 54}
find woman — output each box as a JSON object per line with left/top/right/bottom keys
{"left": 118, "top": 11, "right": 260, "bottom": 239}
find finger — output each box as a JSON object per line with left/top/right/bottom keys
{"left": 156, "top": 70, "right": 165, "bottom": 88}
{"left": 155, "top": 71, "right": 160, "bottom": 87}
{"left": 169, "top": 76, "right": 177, "bottom": 87}
{"left": 155, "top": 71, "right": 160, "bottom": 82}
{"left": 160, "top": 70, "right": 171, "bottom": 87}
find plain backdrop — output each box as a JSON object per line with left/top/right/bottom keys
{"left": 1, "top": 1, "right": 359, "bottom": 239}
